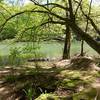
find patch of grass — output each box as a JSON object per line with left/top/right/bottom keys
{"left": 4, "top": 75, "right": 18, "bottom": 83}
{"left": 35, "top": 93, "right": 59, "bottom": 100}
{"left": 23, "top": 86, "right": 36, "bottom": 100}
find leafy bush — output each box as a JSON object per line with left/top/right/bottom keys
{"left": 9, "top": 47, "right": 22, "bottom": 66}
{"left": 21, "top": 42, "right": 46, "bottom": 59}
{"left": 0, "top": 48, "right": 23, "bottom": 66}
{"left": 0, "top": 26, "right": 17, "bottom": 40}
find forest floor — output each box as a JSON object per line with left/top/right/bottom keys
{"left": 0, "top": 56, "right": 100, "bottom": 100}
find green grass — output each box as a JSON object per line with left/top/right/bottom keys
{"left": 0, "top": 41, "right": 98, "bottom": 58}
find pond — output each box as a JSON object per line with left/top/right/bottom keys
{"left": 0, "top": 41, "right": 98, "bottom": 58}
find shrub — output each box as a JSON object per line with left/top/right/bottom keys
{"left": 9, "top": 47, "right": 22, "bottom": 66}
{"left": 0, "top": 26, "right": 17, "bottom": 40}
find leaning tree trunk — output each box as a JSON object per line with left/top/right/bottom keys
{"left": 69, "top": 21, "right": 100, "bottom": 54}
{"left": 63, "top": 25, "right": 71, "bottom": 59}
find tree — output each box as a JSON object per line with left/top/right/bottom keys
{"left": 26, "top": 0, "right": 100, "bottom": 57}
{"left": 80, "top": 0, "right": 92, "bottom": 56}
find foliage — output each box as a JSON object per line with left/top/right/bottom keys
{"left": 0, "top": 55, "right": 9, "bottom": 66}
{"left": 9, "top": 47, "right": 22, "bottom": 66}
{"left": 35, "top": 93, "right": 59, "bottom": 100}
{"left": 23, "top": 87, "right": 36, "bottom": 100}
{"left": 0, "top": 47, "right": 22, "bottom": 66}
{"left": 4, "top": 75, "right": 18, "bottom": 83}
{"left": 0, "top": 25, "right": 17, "bottom": 40}
{"left": 0, "top": 1, "right": 64, "bottom": 42}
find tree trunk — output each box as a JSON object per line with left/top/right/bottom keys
{"left": 62, "top": 1, "right": 72, "bottom": 59}
{"left": 81, "top": 40, "right": 84, "bottom": 56}
{"left": 68, "top": 21, "right": 100, "bottom": 54}
{"left": 63, "top": 25, "right": 71, "bottom": 59}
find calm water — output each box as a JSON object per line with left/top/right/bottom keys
{"left": 0, "top": 41, "right": 98, "bottom": 57}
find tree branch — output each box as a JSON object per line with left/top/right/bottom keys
{"left": 40, "top": 20, "right": 65, "bottom": 26}
{"left": 74, "top": 0, "right": 82, "bottom": 16}
{"left": 74, "top": 0, "right": 100, "bottom": 35}
{"left": 85, "top": 0, "right": 92, "bottom": 32}
{"left": 0, "top": 11, "right": 6, "bottom": 19}
{"left": 0, "top": 8, "right": 66, "bottom": 33}
{"left": 18, "top": 20, "right": 65, "bottom": 38}
{"left": 80, "top": 7, "right": 100, "bottom": 35}
{"left": 30, "top": 0, "right": 67, "bottom": 10}
{"left": 42, "top": 3, "right": 68, "bottom": 10}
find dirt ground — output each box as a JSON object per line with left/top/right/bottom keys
{"left": 0, "top": 57, "right": 99, "bottom": 100}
